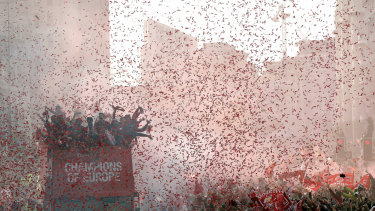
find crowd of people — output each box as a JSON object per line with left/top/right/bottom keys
{"left": 189, "top": 180, "right": 375, "bottom": 210}
{"left": 0, "top": 199, "right": 42, "bottom": 211}
{"left": 36, "top": 105, "right": 152, "bottom": 150}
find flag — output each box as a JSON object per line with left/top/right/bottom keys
{"left": 326, "top": 172, "right": 354, "bottom": 189}
{"left": 318, "top": 168, "right": 331, "bottom": 182}
{"left": 249, "top": 192, "right": 266, "bottom": 209}
{"left": 354, "top": 174, "right": 371, "bottom": 190}
{"left": 304, "top": 179, "right": 323, "bottom": 192}
{"left": 274, "top": 192, "right": 292, "bottom": 211}
{"left": 295, "top": 198, "right": 305, "bottom": 211}
{"left": 275, "top": 192, "right": 284, "bottom": 211}
{"left": 252, "top": 190, "right": 288, "bottom": 211}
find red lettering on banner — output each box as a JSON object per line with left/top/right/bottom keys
{"left": 354, "top": 174, "right": 371, "bottom": 190}
{"left": 326, "top": 172, "right": 354, "bottom": 189}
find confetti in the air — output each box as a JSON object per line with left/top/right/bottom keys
{"left": 1, "top": 0, "right": 375, "bottom": 210}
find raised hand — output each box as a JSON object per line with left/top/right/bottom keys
{"left": 117, "top": 106, "right": 125, "bottom": 111}
{"left": 138, "top": 118, "right": 145, "bottom": 122}
{"left": 111, "top": 104, "right": 125, "bottom": 111}
{"left": 37, "top": 114, "right": 44, "bottom": 121}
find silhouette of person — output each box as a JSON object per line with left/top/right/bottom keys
{"left": 94, "top": 113, "right": 110, "bottom": 146}
{"left": 119, "top": 115, "right": 133, "bottom": 145}
{"left": 108, "top": 105, "right": 125, "bottom": 146}
{"left": 130, "top": 107, "right": 152, "bottom": 142}
{"left": 86, "top": 117, "right": 94, "bottom": 137}
{"left": 133, "top": 119, "right": 152, "bottom": 142}
{"left": 46, "top": 105, "right": 66, "bottom": 120}
{"left": 36, "top": 110, "right": 51, "bottom": 142}
{"left": 67, "top": 118, "right": 85, "bottom": 148}
{"left": 85, "top": 116, "right": 95, "bottom": 147}
{"left": 119, "top": 112, "right": 152, "bottom": 147}
{"left": 55, "top": 115, "right": 68, "bottom": 149}
{"left": 110, "top": 119, "right": 122, "bottom": 146}
{"left": 68, "top": 110, "right": 82, "bottom": 126}
{"left": 132, "top": 107, "right": 144, "bottom": 121}
{"left": 43, "top": 115, "right": 59, "bottom": 147}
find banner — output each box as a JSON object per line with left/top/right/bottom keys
{"left": 354, "top": 174, "right": 371, "bottom": 190}
{"left": 304, "top": 179, "right": 323, "bottom": 192}
{"left": 251, "top": 190, "right": 292, "bottom": 211}
{"left": 326, "top": 172, "right": 354, "bottom": 189}
{"left": 50, "top": 146, "right": 135, "bottom": 198}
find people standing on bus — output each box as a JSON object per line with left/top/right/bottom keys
{"left": 67, "top": 118, "right": 86, "bottom": 148}
{"left": 85, "top": 116, "right": 95, "bottom": 147}
{"left": 86, "top": 117, "right": 94, "bottom": 136}
{"left": 119, "top": 113, "right": 152, "bottom": 147}
{"left": 46, "top": 105, "right": 67, "bottom": 121}
{"left": 55, "top": 115, "right": 69, "bottom": 149}
{"left": 110, "top": 105, "right": 125, "bottom": 146}
{"left": 130, "top": 107, "right": 152, "bottom": 143}
{"left": 94, "top": 113, "right": 110, "bottom": 146}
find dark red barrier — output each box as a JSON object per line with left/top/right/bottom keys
{"left": 50, "top": 146, "right": 135, "bottom": 199}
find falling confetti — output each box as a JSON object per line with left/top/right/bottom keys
{"left": 1, "top": 0, "right": 375, "bottom": 210}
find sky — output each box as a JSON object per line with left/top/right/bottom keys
{"left": 109, "top": 0, "right": 337, "bottom": 86}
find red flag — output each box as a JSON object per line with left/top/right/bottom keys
{"left": 318, "top": 168, "right": 331, "bottom": 182}
{"left": 295, "top": 198, "right": 305, "bottom": 211}
{"left": 259, "top": 190, "right": 283, "bottom": 210}
{"left": 249, "top": 192, "right": 266, "bottom": 209}
{"left": 282, "top": 192, "right": 292, "bottom": 210}
{"left": 265, "top": 162, "right": 277, "bottom": 178}
{"left": 354, "top": 174, "right": 371, "bottom": 190}
{"left": 304, "top": 179, "right": 323, "bottom": 192}
{"left": 250, "top": 190, "right": 294, "bottom": 211}
{"left": 326, "top": 172, "right": 354, "bottom": 189}
{"left": 274, "top": 192, "right": 292, "bottom": 211}
{"left": 275, "top": 193, "right": 284, "bottom": 211}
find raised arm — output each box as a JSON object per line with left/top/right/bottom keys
{"left": 45, "top": 107, "right": 57, "bottom": 115}
{"left": 112, "top": 107, "right": 117, "bottom": 119}
{"left": 137, "top": 120, "right": 150, "bottom": 132}
{"left": 46, "top": 106, "right": 68, "bottom": 122}
{"left": 111, "top": 105, "right": 125, "bottom": 119}
{"left": 132, "top": 107, "right": 144, "bottom": 120}
{"left": 69, "top": 111, "right": 81, "bottom": 125}
{"left": 136, "top": 118, "right": 145, "bottom": 125}
{"left": 37, "top": 114, "right": 45, "bottom": 123}
{"left": 37, "top": 129, "right": 47, "bottom": 140}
